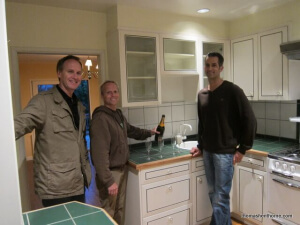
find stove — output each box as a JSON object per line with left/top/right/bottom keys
{"left": 268, "top": 147, "right": 300, "bottom": 182}
{"left": 267, "top": 147, "right": 300, "bottom": 225}
{"left": 268, "top": 147, "right": 300, "bottom": 164}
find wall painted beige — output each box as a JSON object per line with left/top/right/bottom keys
{"left": 115, "top": 5, "right": 230, "bottom": 39}
{"left": 6, "top": 2, "right": 106, "bottom": 110}
{"left": 6, "top": 2, "right": 107, "bottom": 50}
{"left": 229, "top": 1, "right": 300, "bottom": 40}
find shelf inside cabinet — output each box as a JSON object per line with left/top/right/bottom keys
{"left": 164, "top": 53, "right": 195, "bottom": 59}
{"left": 127, "top": 76, "right": 156, "bottom": 79}
{"left": 126, "top": 51, "right": 155, "bottom": 56}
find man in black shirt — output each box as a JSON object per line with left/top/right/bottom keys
{"left": 191, "top": 52, "right": 256, "bottom": 225}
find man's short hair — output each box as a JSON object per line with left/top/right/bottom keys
{"left": 100, "top": 80, "right": 119, "bottom": 95}
{"left": 56, "top": 55, "right": 82, "bottom": 73}
{"left": 206, "top": 52, "right": 224, "bottom": 67}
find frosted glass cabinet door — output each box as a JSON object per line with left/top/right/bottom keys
{"left": 163, "top": 38, "right": 197, "bottom": 71}
{"left": 125, "top": 35, "right": 158, "bottom": 102}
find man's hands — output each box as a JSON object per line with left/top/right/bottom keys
{"left": 190, "top": 147, "right": 202, "bottom": 157}
{"left": 233, "top": 151, "right": 244, "bottom": 165}
{"left": 108, "top": 182, "right": 118, "bottom": 196}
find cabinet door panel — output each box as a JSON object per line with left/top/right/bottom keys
{"left": 194, "top": 174, "right": 212, "bottom": 223}
{"left": 258, "top": 27, "right": 288, "bottom": 100}
{"left": 239, "top": 168, "right": 263, "bottom": 222}
{"left": 232, "top": 37, "right": 256, "bottom": 98}
{"left": 260, "top": 32, "right": 283, "bottom": 96}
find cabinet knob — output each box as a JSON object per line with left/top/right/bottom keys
{"left": 248, "top": 158, "right": 252, "bottom": 163}
{"left": 257, "top": 176, "right": 263, "bottom": 182}
{"left": 167, "top": 169, "right": 172, "bottom": 174}
{"left": 197, "top": 177, "right": 202, "bottom": 183}
{"left": 168, "top": 216, "right": 173, "bottom": 222}
{"left": 168, "top": 185, "right": 173, "bottom": 191}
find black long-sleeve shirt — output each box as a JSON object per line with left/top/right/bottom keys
{"left": 197, "top": 81, "right": 257, "bottom": 154}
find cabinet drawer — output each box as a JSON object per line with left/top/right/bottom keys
{"left": 241, "top": 156, "right": 264, "bottom": 167}
{"left": 142, "top": 174, "right": 191, "bottom": 216}
{"left": 191, "top": 158, "right": 204, "bottom": 172}
{"left": 141, "top": 161, "right": 191, "bottom": 184}
{"left": 143, "top": 204, "right": 191, "bottom": 225}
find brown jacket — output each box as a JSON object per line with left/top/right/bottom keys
{"left": 14, "top": 87, "right": 91, "bottom": 199}
{"left": 90, "top": 106, "right": 151, "bottom": 188}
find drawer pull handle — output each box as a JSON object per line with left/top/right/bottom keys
{"left": 197, "top": 177, "right": 202, "bottom": 183}
{"left": 168, "top": 186, "right": 172, "bottom": 191}
{"left": 168, "top": 216, "right": 173, "bottom": 222}
{"left": 257, "top": 176, "right": 263, "bottom": 182}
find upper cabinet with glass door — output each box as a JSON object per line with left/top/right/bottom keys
{"left": 160, "top": 35, "right": 199, "bottom": 75}
{"left": 107, "top": 30, "right": 160, "bottom": 107}
{"left": 125, "top": 35, "right": 158, "bottom": 104}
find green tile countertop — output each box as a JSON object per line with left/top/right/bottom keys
{"left": 23, "top": 201, "right": 117, "bottom": 225}
{"left": 250, "top": 136, "right": 299, "bottom": 156}
{"left": 128, "top": 144, "right": 192, "bottom": 170}
{"left": 128, "top": 137, "right": 299, "bottom": 170}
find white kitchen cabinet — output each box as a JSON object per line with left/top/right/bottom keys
{"left": 107, "top": 30, "right": 161, "bottom": 107}
{"left": 231, "top": 35, "right": 258, "bottom": 99}
{"left": 160, "top": 35, "right": 198, "bottom": 74}
{"left": 159, "top": 35, "right": 200, "bottom": 103}
{"left": 231, "top": 26, "right": 288, "bottom": 101}
{"left": 125, "top": 161, "right": 192, "bottom": 225}
{"left": 191, "top": 158, "right": 212, "bottom": 225}
{"left": 232, "top": 154, "right": 268, "bottom": 225}
{"left": 258, "top": 26, "right": 288, "bottom": 100}
{"left": 238, "top": 167, "right": 264, "bottom": 223}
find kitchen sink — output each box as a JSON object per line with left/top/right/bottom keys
{"left": 177, "top": 141, "right": 198, "bottom": 151}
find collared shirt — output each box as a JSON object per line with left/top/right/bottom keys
{"left": 56, "top": 85, "right": 80, "bottom": 130}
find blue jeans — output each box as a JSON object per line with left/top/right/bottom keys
{"left": 203, "top": 150, "right": 234, "bottom": 225}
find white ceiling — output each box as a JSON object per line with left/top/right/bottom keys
{"left": 6, "top": 0, "right": 294, "bottom": 21}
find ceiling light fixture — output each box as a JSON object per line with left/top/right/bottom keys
{"left": 197, "top": 8, "right": 210, "bottom": 14}
{"left": 82, "top": 56, "right": 99, "bottom": 79}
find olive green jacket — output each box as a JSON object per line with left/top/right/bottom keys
{"left": 14, "top": 87, "right": 91, "bottom": 199}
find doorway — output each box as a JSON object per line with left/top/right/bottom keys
{"left": 11, "top": 48, "right": 105, "bottom": 211}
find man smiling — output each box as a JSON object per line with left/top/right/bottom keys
{"left": 14, "top": 55, "right": 91, "bottom": 207}
{"left": 90, "top": 80, "right": 157, "bottom": 225}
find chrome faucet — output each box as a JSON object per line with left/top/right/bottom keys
{"left": 179, "top": 124, "right": 192, "bottom": 140}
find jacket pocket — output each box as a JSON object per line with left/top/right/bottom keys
{"left": 48, "top": 162, "right": 82, "bottom": 193}
{"left": 52, "top": 109, "right": 74, "bottom": 133}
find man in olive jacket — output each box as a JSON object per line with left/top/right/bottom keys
{"left": 14, "top": 55, "right": 91, "bottom": 207}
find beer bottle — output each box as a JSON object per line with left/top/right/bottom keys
{"left": 155, "top": 115, "right": 165, "bottom": 142}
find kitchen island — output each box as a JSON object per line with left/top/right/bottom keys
{"left": 125, "top": 137, "right": 298, "bottom": 225}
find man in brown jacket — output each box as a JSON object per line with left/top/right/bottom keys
{"left": 90, "top": 80, "right": 157, "bottom": 225}
{"left": 14, "top": 55, "right": 91, "bottom": 207}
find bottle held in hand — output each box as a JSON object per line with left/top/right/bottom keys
{"left": 155, "top": 115, "right": 165, "bottom": 142}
